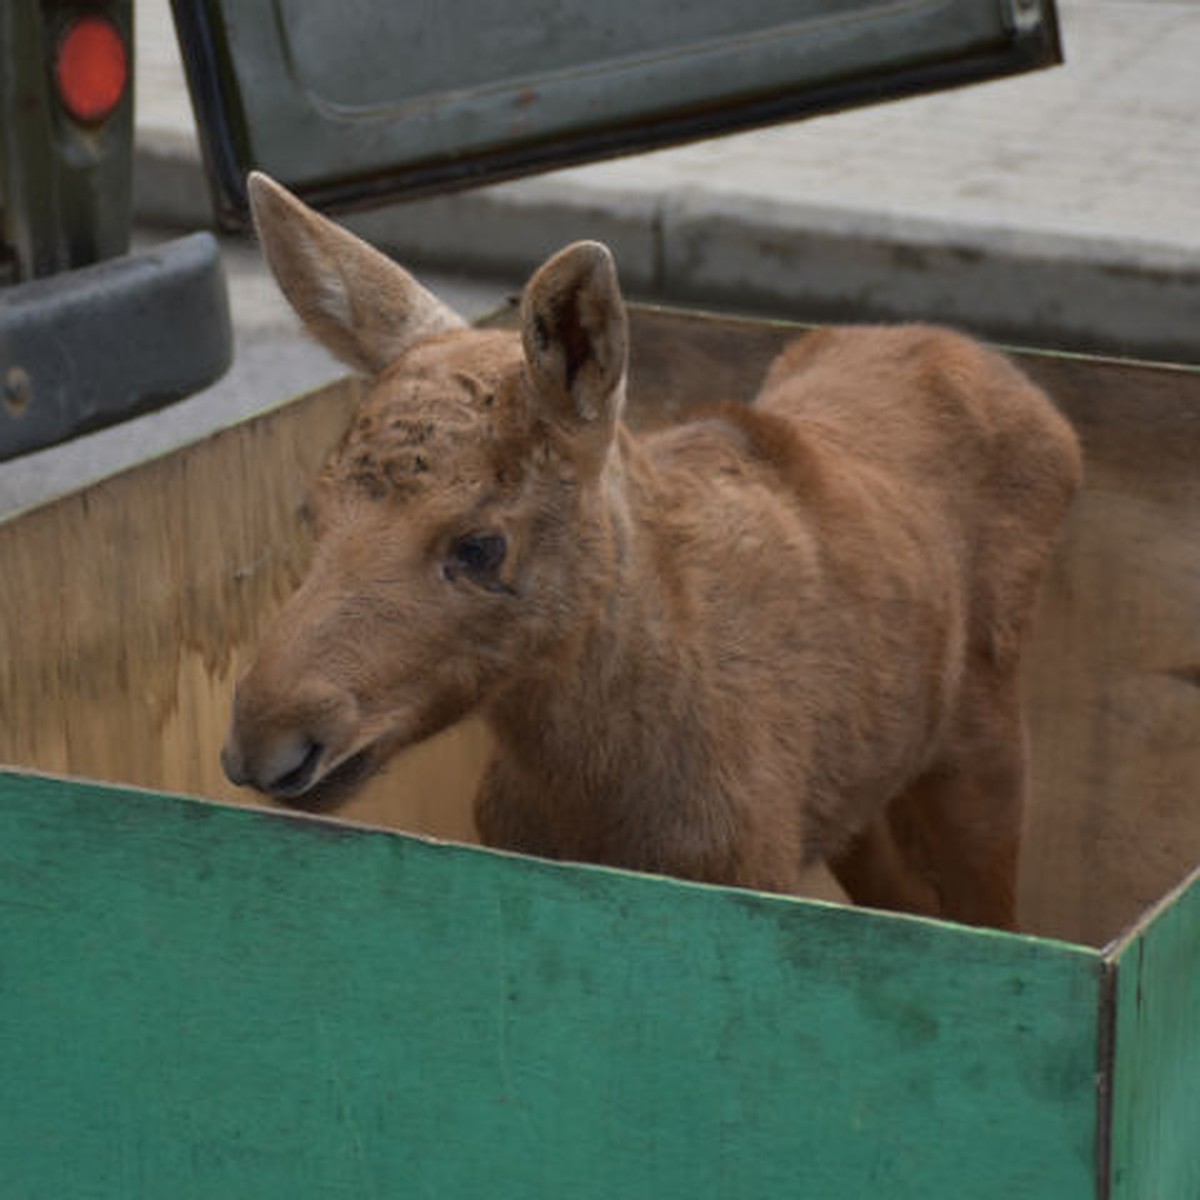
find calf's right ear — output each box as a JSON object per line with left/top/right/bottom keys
{"left": 247, "top": 172, "right": 466, "bottom": 376}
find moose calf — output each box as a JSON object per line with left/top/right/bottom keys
{"left": 222, "top": 172, "right": 1081, "bottom": 930}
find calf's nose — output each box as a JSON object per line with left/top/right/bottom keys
{"left": 220, "top": 739, "right": 250, "bottom": 788}
{"left": 221, "top": 728, "right": 325, "bottom": 800}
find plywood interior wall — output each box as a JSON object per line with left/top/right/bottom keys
{"left": 1, "top": 308, "right": 1197, "bottom": 947}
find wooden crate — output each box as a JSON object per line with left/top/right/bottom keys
{"left": 1, "top": 306, "right": 1197, "bottom": 1197}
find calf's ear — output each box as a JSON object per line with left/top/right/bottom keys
{"left": 520, "top": 241, "right": 628, "bottom": 471}
{"left": 247, "top": 171, "right": 466, "bottom": 375}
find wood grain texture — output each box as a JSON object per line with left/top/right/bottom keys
{"left": 0, "top": 770, "right": 1103, "bottom": 1199}
{"left": 1106, "top": 867, "right": 1200, "bottom": 1200}
{"left": 1017, "top": 353, "right": 1200, "bottom": 944}
{"left": 1, "top": 308, "right": 1198, "bottom": 943}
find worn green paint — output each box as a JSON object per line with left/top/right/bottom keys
{"left": 1108, "top": 868, "right": 1200, "bottom": 1200}
{"left": 0, "top": 770, "right": 1104, "bottom": 1197}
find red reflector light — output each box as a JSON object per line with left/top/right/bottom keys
{"left": 55, "top": 16, "right": 129, "bottom": 124}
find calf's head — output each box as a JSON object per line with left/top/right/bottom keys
{"left": 222, "top": 173, "right": 629, "bottom": 808}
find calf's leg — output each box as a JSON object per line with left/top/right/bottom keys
{"left": 830, "top": 676, "right": 1027, "bottom": 930}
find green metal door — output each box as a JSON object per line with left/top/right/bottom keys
{"left": 171, "top": 0, "right": 1062, "bottom": 225}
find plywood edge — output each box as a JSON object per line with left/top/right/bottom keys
{"left": 1095, "top": 955, "right": 1121, "bottom": 1200}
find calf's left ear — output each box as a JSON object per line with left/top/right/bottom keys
{"left": 520, "top": 241, "right": 628, "bottom": 470}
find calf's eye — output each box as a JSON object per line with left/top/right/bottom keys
{"left": 445, "top": 532, "right": 509, "bottom": 588}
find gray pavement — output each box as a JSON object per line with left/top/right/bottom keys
{"left": 135, "top": 0, "right": 1200, "bottom": 363}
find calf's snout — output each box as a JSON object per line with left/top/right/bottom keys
{"left": 221, "top": 729, "right": 324, "bottom": 799}
{"left": 222, "top": 674, "right": 361, "bottom": 802}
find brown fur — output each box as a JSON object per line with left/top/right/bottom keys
{"left": 223, "top": 173, "right": 1082, "bottom": 929}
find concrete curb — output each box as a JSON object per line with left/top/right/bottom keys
{"left": 134, "top": 130, "right": 1200, "bottom": 365}
{"left": 657, "top": 193, "right": 1200, "bottom": 363}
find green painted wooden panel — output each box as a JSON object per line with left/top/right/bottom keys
{"left": 1108, "top": 868, "right": 1200, "bottom": 1200}
{"left": 0, "top": 770, "right": 1102, "bottom": 1198}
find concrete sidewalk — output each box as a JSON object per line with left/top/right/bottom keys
{"left": 135, "top": 0, "right": 1200, "bottom": 363}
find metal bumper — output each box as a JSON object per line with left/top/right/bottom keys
{"left": 0, "top": 232, "right": 232, "bottom": 462}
